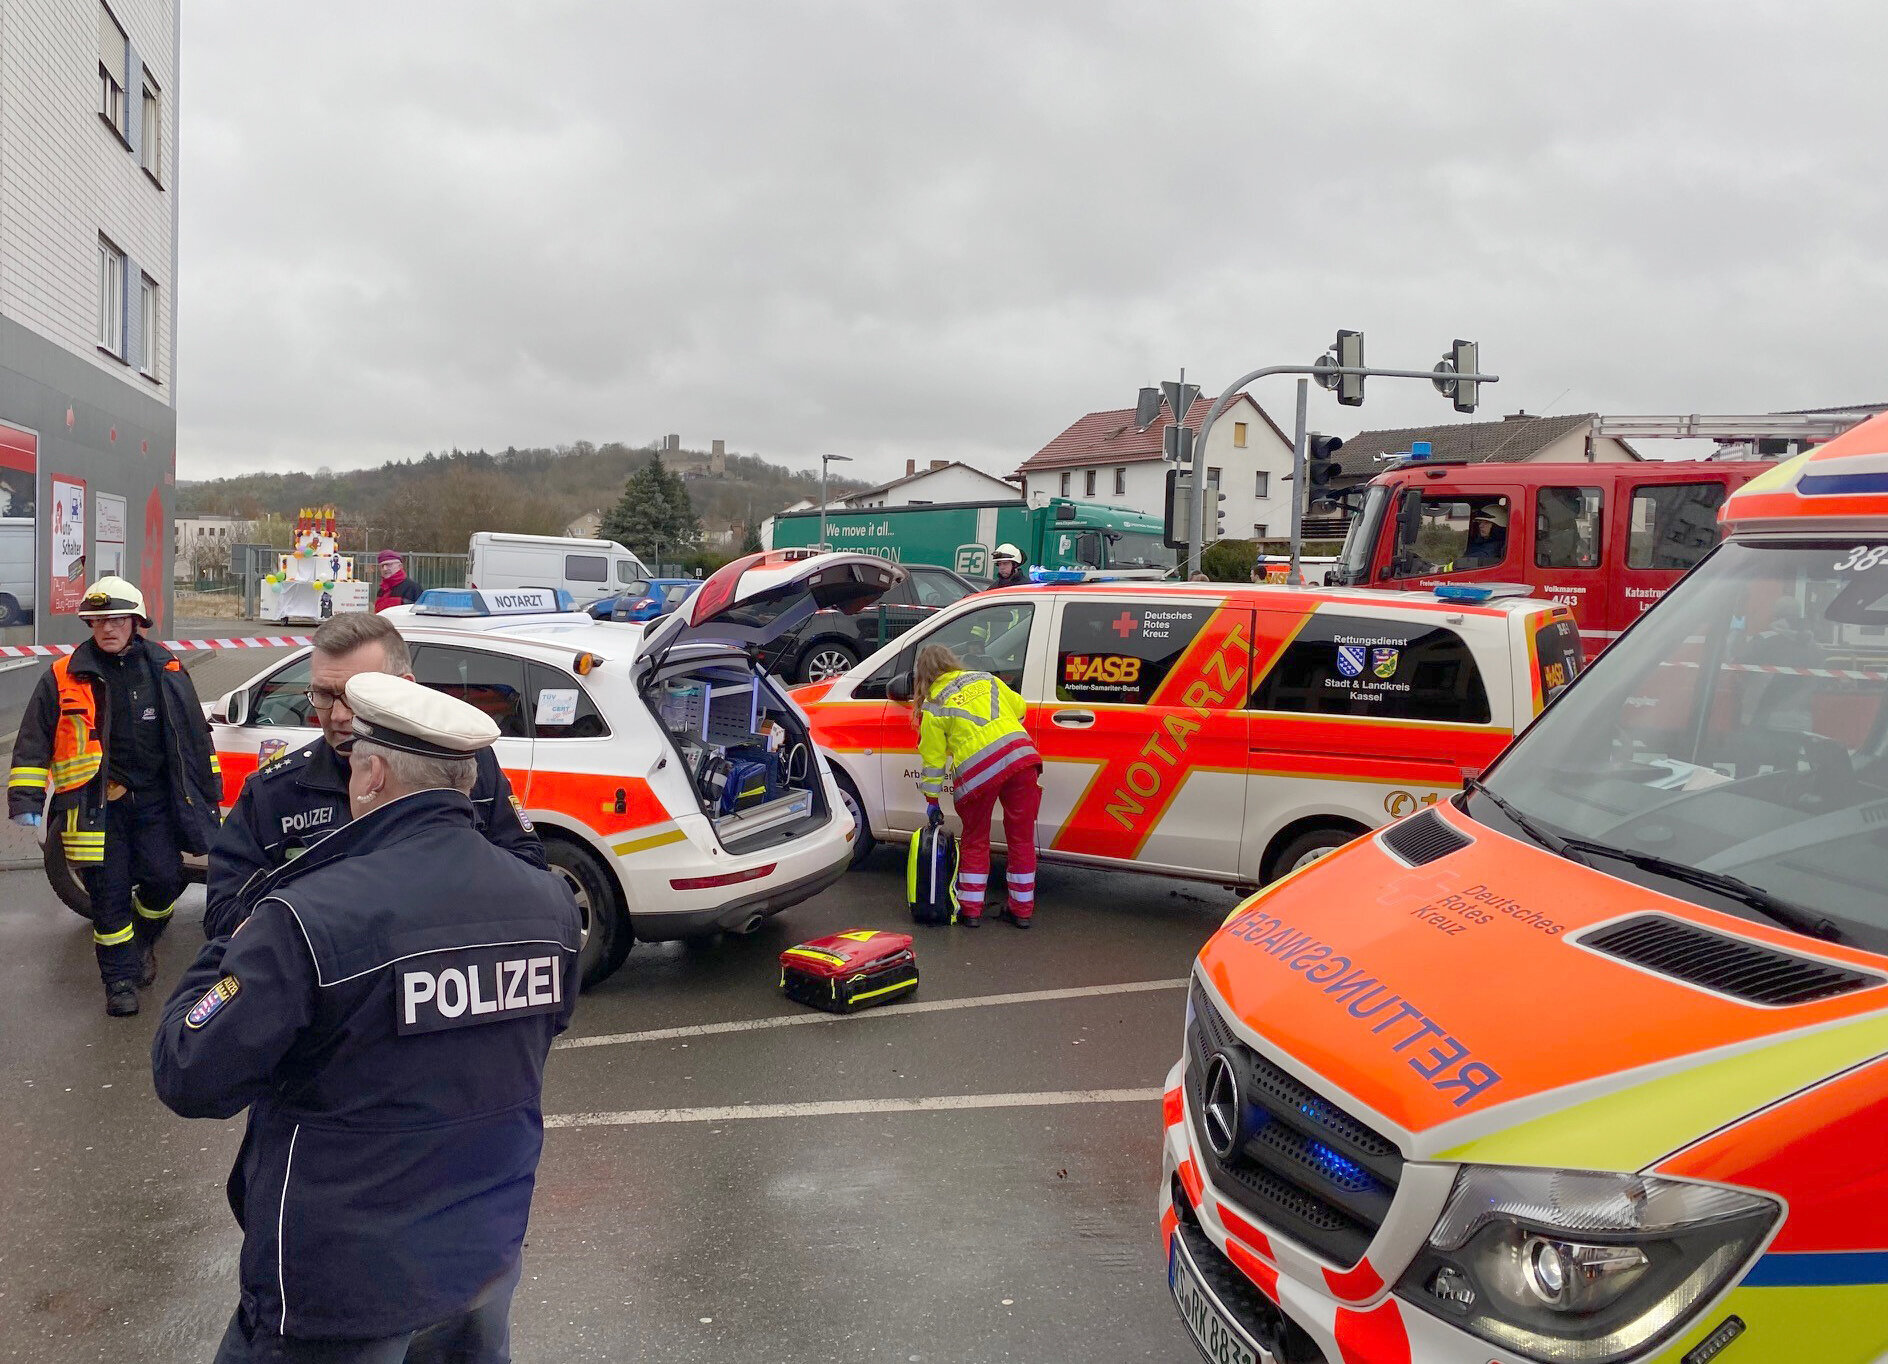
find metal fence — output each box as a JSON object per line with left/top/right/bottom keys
{"left": 232, "top": 544, "right": 468, "bottom": 618}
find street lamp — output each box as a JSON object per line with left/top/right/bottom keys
{"left": 819, "top": 453, "right": 852, "bottom": 550}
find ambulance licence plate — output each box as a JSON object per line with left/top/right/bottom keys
{"left": 1169, "top": 1234, "right": 1265, "bottom": 1364}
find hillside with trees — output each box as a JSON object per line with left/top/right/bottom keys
{"left": 177, "top": 441, "right": 871, "bottom": 559}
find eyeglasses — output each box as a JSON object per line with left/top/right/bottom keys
{"left": 305, "top": 686, "right": 347, "bottom": 712}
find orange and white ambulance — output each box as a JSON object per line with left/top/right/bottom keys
{"left": 795, "top": 579, "right": 1581, "bottom": 888}
{"left": 204, "top": 553, "right": 900, "bottom": 988}
{"left": 1160, "top": 417, "right": 1888, "bottom": 1363}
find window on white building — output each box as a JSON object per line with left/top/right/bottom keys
{"left": 1234, "top": 422, "right": 1248, "bottom": 448}
{"left": 97, "top": 236, "right": 125, "bottom": 356}
{"left": 1059, "top": 471, "right": 1071, "bottom": 497}
{"left": 1084, "top": 469, "right": 1097, "bottom": 497}
{"left": 140, "top": 74, "right": 162, "bottom": 180}
{"left": 139, "top": 275, "right": 158, "bottom": 378}
{"left": 1254, "top": 471, "right": 1269, "bottom": 498}
{"left": 1254, "top": 523, "right": 1269, "bottom": 537}
{"left": 1207, "top": 466, "right": 1221, "bottom": 488}
{"left": 1113, "top": 467, "right": 1126, "bottom": 495}
{"left": 98, "top": 4, "right": 128, "bottom": 139}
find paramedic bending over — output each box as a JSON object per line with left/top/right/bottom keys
{"left": 911, "top": 644, "right": 1042, "bottom": 928}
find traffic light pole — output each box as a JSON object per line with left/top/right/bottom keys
{"left": 1288, "top": 378, "right": 1309, "bottom": 585}
{"left": 1183, "top": 360, "right": 1501, "bottom": 577}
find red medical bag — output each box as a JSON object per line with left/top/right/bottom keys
{"left": 778, "top": 930, "right": 918, "bottom": 1014}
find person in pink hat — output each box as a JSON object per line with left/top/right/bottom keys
{"left": 374, "top": 550, "right": 420, "bottom": 611}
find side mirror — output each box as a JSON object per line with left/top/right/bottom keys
{"left": 888, "top": 672, "right": 915, "bottom": 705}
{"left": 216, "top": 689, "right": 249, "bottom": 725}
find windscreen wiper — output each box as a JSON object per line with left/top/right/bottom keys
{"left": 1461, "top": 777, "right": 1590, "bottom": 867}
{"left": 1557, "top": 838, "right": 1849, "bottom": 944}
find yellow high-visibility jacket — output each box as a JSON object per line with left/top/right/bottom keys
{"left": 917, "top": 669, "right": 1036, "bottom": 803}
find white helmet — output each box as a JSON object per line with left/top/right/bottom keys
{"left": 77, "top": 575, "right": 150, "bottom": 626}
{"left": 993, "top": 543, "right": 1023, "bottom": 565}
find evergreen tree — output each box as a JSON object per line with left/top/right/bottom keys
{"left": 658, "top": 459, "right": 702, "bottom": 550}
{"left": 599, "top": 459, "right": 673, "bottom": 562}
{"left": 740, "top": 521, "right": 763, "bottom": 554}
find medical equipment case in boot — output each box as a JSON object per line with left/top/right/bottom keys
{"left": 905, "top": 825, "right": 959, "bottom": 925}
{"left": 778, "top": 930, "right": 918, "bottom": 1013}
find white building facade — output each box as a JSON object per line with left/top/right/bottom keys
{"left": 0, "top": 0, "right": 178, "bottom": 640}
{"left": 840, "top": 459, "right": 1020, "bottom": 509}
{"left": 1013, "top": 393, "right": 1298, "bottom": 542}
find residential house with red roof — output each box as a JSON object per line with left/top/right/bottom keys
{"left": 1012, "top": 391, "right": 1296, "bottom": 543}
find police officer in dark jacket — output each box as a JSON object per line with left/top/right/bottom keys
{"left": 7, "top": 576, "right": 221, "bottom": 1015}
{"left": 153, "top": 672, "right": 581, "bottom": 1362}
{"left": 205, "top": 611, "right": 543, "bottom": 939}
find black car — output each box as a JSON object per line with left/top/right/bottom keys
{"left": 762, "top": 563, "right": 980, "bottom": 682}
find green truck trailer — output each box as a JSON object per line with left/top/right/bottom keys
{"left": 768, "top": 497, "right": 1174, "bottom": 579}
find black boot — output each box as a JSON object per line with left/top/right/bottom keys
{"left": 135, "top": 943, "right": 157, "bottom": 989}
{"left": 105, "top": 983, "right": 140, "bottom": 1017}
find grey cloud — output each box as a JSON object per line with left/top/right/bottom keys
{"left": 179, "top": 0, "right": 1888, "bottom": 484}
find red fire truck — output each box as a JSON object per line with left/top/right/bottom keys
{"left": 1322, "top": 461, "right": 1770, "bottom": 652}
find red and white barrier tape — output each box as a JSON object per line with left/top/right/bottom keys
{"left": 1663, "top": 658, "right": 1888, "bottom": 683}
{"left": 0, "top": 635, "right": 310, "bottom": 659}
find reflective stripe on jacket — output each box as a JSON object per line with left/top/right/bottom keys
{"left": 916, "top": 669, "right": 1036, "bottom": 801}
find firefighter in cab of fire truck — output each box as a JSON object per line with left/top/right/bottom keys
{"left": 6, "top": 576, "right": 222, "bottom": 1016}
{"left": 153, "top": 671, "right": 581, "bottom": 1363}
{"left": 204, "top": 611, "right": 543, "bottom": 940}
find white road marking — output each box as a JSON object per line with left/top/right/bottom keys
{"left": 546, "top": 1087, "right": 1164, "bottom": 1130}
{"left": 553, "top": 977, "right": 1189, "bottom": 1051}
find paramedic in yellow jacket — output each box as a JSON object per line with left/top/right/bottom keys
{"left": 912, "top": 644, "right": 1042, "bottom": 927}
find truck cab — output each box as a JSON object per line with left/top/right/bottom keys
{"left": 1160, "top": 421, "right": 1888, "bottom": 1363}
{"left": 1326, "top": 461, "right": 1769, "bottom": 653}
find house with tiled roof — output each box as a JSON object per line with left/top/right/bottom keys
{"left": 837, "top": 459, "right": 1019, "bottom": 509}
{"left": 1012, "top": 390, "right": 1297, "bottom": 541}
{"left": 1329, "top": 413, "right": 1640, "bottom": 493}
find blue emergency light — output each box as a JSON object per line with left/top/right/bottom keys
{"left": 1410, "top": 440, "right": 1433, "bottom": 460}
{"left": 1432, "top": 583, "right": 1495, "bottom": 604}
{"left": 1029, "top": 568, "right": 1117, "bottom": 584}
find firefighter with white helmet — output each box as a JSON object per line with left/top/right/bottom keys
{"left": 6, "top": 576, "right": 221, "bottom": 1015}
{"left": 990, "top": 543, "right": 1027, "bottom": 588}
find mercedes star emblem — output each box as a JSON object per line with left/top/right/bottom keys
{"left": 1202, "top": 1053, "right": 1242, "bottom": 1159}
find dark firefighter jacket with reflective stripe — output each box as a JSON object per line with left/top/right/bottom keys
{"left": 6, "top": 639, "right": 222, "bottom": 860}
{"left": 151, "top": 789, "right": 582, "bottom": 1341}
{"left": 203, "top": 737, "right": 544, "bottom": 940}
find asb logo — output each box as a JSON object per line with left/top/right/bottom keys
{"left": 1371, "top": 646, "right": 1400, "bottom": 679}
{"left": 1336, "top": 644, "right": 1367, "bottom": 678}
{"left": 1062, "top": 654, "right": 1142, "bottom": 686}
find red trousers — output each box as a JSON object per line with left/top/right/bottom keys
{"left": 954, "top": 761, "right": 1041, "bottom": 918}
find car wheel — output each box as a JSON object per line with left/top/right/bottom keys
{"left": 544, "top": 837, "right": 631, "bottom": 990}
{"left": 0, "top": 594, "right": 20, "bottom": 627}
{"left": 1264, "top": 825, "right": 1365, "bottom": 884}
{"left": 830, "top": 767, "right": 875, "bottom": 867}
{"left": 797, "top": 640, "right": 859, "bottom": 683}
{"left": 42, "top": 835, "right": 93, "bottom": 918}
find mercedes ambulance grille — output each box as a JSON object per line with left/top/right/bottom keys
{"left": 1185, "top": 980, "right": 1403, "bottom": 1268}
{"left": 1378, "top": 809, "right": 1472, "bottom": 867}
{"left": 1583, "top": 914, "right": 1885, "bottom": 1006}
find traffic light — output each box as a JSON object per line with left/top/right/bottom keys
{"left": 1431, "top": 339, "right": 1480, "bottom": 414}
{"left": 1212, "top": 489, "right": 1228, "bottom": 541}
{"left": 1162, "top": 468, "right": 1190, "bottom": 550}
{"left": 1307, "top": 434, "right": 1345, "bottom": 488}
{"left": 1335, "top": 330, "right": 1365, "bottom": 406}
{"left": 1449, "top": 339, "right": 1478, "bottom": 413}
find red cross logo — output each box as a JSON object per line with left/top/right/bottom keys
{"left": 1111, "top": 611, "right": 1136, "bottom": 638}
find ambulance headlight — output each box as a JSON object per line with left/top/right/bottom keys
{"left": 1394, "top": 1166, "right": 1776, "bottom": 1362}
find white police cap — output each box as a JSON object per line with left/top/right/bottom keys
{"left": 343, "top": 671, "right": 499, "bottom": 761}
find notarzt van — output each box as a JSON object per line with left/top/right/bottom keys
{"left": 1161, "top": 417, "right": 1888, "bottom": 1363}
{"left": 795, "top": 579, "right": 1580, "bottom": 888}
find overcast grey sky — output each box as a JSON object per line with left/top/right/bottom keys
{"left": 178, "top": 0, "right": 1888, "bottom": 484}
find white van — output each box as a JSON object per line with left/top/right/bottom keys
{"left": 466, "top": 532, "right": 651, "bottom": 606}
{"left": 0, "top": 518, "right": 34, "bottom": 627}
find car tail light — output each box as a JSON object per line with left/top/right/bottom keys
{"left": 670, "top": 864, "right": 776, "bottom": 890}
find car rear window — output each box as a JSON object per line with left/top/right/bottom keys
{"left": 1055, "top": 601, "right": 1215, "bottom": 705}
{"left": 1248, "top": 614, "right": 1491, "bottom": 723}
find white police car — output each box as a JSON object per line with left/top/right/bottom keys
{"left": 207, "top": 552, "right": 904, "bottom": 988}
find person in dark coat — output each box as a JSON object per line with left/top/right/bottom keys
{"left": 7, "top": 576, "right": 221, "bottom": 1015}
{"left": 153, "top": 671, "right": 582, "bottom": 1363}
{"left": 373, "top": 550, "right": 421, "bottom": 612}
{"left": 205, "top": 611, "right": 543, "bottom": 939}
